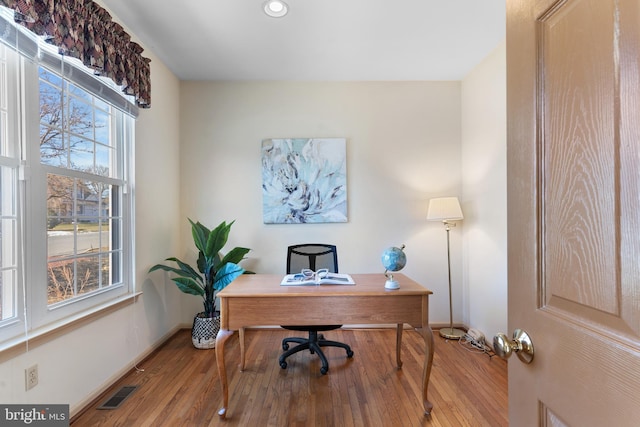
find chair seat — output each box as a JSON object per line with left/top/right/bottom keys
{"left": 281, "top": 325, "right": 342, "bottom": 331}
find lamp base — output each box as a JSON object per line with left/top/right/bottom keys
{"left": 439, "top": 327, "right": 466, "bottom": 340}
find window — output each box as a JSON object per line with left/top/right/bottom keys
{"left": 0, "top": 10, "right": 136, "bottom": 344}
{"left": 0, "top": 41, "right": 21, "bottom": 337}
{"left": 40, "top": 66, "right": 124, "bottom": 307}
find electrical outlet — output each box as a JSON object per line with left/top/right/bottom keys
{"left": 25, "top": 364, "right": 38, "bottom": 391}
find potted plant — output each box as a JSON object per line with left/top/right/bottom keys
{"left": 149, "top": 219, "right": 251, "bottom": 349}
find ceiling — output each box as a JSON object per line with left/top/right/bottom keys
{"left": 98, "top": 0, "right": 506, "bottom": 82}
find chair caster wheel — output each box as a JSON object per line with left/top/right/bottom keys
{"left": 347, "top": 350, "right": 354, "bottom": 358}
{"left": 320, "top": 366, "right": 328, "bottom": 375}
{"left": 280, "top": 361, "right": 287, "bottom": 369}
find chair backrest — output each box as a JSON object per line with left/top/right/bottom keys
{"left": 287, "top": 244, "right": 338, "bottom": 274}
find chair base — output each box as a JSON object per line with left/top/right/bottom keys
{"left": 279, "top": 329, "right": 354, "bottom": 375}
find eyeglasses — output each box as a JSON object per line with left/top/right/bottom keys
{"left": 300, "top": 268, "right": 329, "bottom": 279}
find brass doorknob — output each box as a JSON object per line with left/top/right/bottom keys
{"left": 493, "top": 328, "right": 534, "bottom": 364}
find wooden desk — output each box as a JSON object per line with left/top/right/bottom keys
{"left": 215, "top": 273, "right": 434, "bottom": 418}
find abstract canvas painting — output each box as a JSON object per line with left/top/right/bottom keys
{"left": 261, "top": 138, "right": 348, "bottom": 224}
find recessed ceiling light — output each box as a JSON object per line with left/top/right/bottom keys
{"left": 263, "top": 0, "right": 289, "bottom": 18}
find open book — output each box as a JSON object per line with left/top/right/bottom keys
{"left": 280, "top": 269, "right": 355, "bottom": 286}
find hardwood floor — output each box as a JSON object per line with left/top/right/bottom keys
{"left": 72, "top": 328, "right": 507, "bottom": 427}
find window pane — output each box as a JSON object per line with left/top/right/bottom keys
{"left": 66, "top": 81, "right": 90, "bottom": 102}
{"left": 94, "top": 108, "right": 110, "bottom": 146}
{"left": 47, "top": 174, "right": 122, "bottom": 305}
{"left": 47, "top": 174, "right": 74, "bottom": 258}
{"left": 81, "top": 179, "right": 108, "bottom": 218}
{"left": 0, "top": 165, "right": 15, "bottom": 216}
{"left": 47, "top": 255, "right": 101, "bottom": 305}
{"left": 94, "top": 97, "right": 108, "bottom": 112}
{"left": 40, "top": 125, "right": 66, "bottom": 166}
{"left": 39, "top": 79, "right": 62, "bottom": 128}
{"left": 47, "top": 257, "right": 72, "bottom": 304}
{"left": 69, "top": 136, "right": 94, "bottom": 172}
{"left": 76, "top": 255, "right": 100, "bottom": 296}
{"left": 39, "top": 67, "right": 62, "bottom": 88}
{"left": 1, "top": 217, "right": 16, "bottom": 267}
{"left": 109, "top": 217, "right": 121, "bottom": 252}
{"left": 67, "top": 95, "right": 93, "bottom": 138}
{"left": 0, "top": 110, "right": 8, "bottom": 157}
{"left": 1, "top": 269, "right": 15, "bottom": 321}
{"left": 0, "top": 45, "right": 8, "bottom": 157}
{"left": 0, "top": 166, "right": 16, "bottom": 322}
{"left": 95, "top": 143, "right": 112, "bottom": 176}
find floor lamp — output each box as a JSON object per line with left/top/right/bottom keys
{"left": 427, "top": 197, "right": 465, "bottom": 340}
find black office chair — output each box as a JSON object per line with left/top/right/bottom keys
{"left": 279, "top": 244, "right": 354, "bottom": 375}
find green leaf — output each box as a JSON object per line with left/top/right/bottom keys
{"left": 196, "top": 251, "right": 207, "bottom": 275}
{"left": 172, "top": 277, "right": 205, "bottom": 296}
{"left": 190, "top": 219, "right": 209, "bottom": 254}
{"left": 170, "top": 257, "right": 203, "bottom": 281}
{"left": 148, "top": 263, "right": 189, "bottom": 278}
{"left": 213, "top": 252, "right": 222, "bottom": 268}
{"left": 148, "top": 263, "right": 171, "bottom": 273}
{"left": 148, "top": 258, "right": 202, "bottom": 283}
{"left": 221, "top": 247, "right": 250, "bottom": 265}
{"left": 206, "top": 220, "right": 234, "bottom": 258}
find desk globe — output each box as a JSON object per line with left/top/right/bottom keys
{"left": 381, "top": 244, "right": 406, "bottom": 289}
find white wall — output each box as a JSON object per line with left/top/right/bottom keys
{"left": 0, "top": 51, "right": 184, "bottom": 414}
{"left": 178, "top": 81, "right": 466, "bottom": 327}
{"left": 461, "top": 40, "right": 508, "bottom": 340}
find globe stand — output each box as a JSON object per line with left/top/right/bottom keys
{"left": 384, "top": 274, "right": 400, "bottom": 290}
{"left": 381, "top": 244, "right": 406, "bottom": 290}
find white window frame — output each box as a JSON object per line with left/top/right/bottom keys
{"left": 0, "top": 9, "right": 136, "bottom": 345}
{"left": 0, "top": 41, "right": 25, "bottom": 342}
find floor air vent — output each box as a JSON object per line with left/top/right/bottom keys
{"left": 97, "top": 385, "right": 138, "bottom": 410}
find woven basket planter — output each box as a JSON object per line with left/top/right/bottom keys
{"left": 191, "top": 313, "right": 221, "bottom": 349}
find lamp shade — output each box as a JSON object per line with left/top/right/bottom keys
{"left": 426, "top": 197, "right": 464, "bottom": 221}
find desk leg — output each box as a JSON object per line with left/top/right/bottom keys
{"left": 216, "top": 328, "right": 234, "bottom": 419}
{"left": 395, "top": 324, "right": 403, "bottom": 368}
{"left": 415, "top": 325, "right": 435, "bottom": 415}
{"left": 239, "top": 327, "right": 246, "bottom": 371}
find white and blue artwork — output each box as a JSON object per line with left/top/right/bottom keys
{"left": 261, "top": 138, "right": 348, "bottom": 224}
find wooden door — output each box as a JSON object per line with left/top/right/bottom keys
{"left": 507, "top": 0, "right": 640, "bottom": 425}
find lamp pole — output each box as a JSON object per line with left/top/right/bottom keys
{"left": 439, "top": 220, "right": 465, "bottom": 339}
